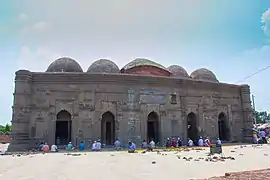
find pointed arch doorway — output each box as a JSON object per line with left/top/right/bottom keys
{"left": 55, "top": 110, "right": 72, "bottom": 145}
{"left": 147, "top": 112, "right": 160, "bottom": 143}
{"left": 218, "top": 113, "right": 230, "bottom": 141}
{"left": 187, "top": 112, "right": 198, "bottom": 142}
{"left": 101, "top": 111, "right": 116, "bottom": 145}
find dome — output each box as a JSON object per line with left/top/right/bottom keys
{"left": 46, "top": 57, "right": 83, "bottom": 72}
{"left": 190, "top": 68, "right": 218, "bottom": 82}
{"left": 123, "top": 58, "right": 167, "bottom": 71}
{"left": 87, "top": 59, "right": 119, "bottom": 73}
{"left": 167, "top": 65, "right": 189, "bottom": 78}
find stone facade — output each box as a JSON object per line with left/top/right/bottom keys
{"left": 9, "top": 68, "right": 253, "bottom": 151}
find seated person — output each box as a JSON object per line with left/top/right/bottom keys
{"left": 128, "top": 141, "right": 136, "bottom": 153}
{"left": 79, "top": 141, "right": 85, "bottom": 151}
{"left": 114, "top": 139, "right": 121, "bottom": 151}
{"left": 38, "top": 142, "right": 44, "bottom": 151}
{"left": 148, "top": 140, "right": 155, "bottom": 151}
{"left": 42, "top": 142, "right": 50, "bottom": 153}
{"left": 141, "top": 140, "right": 148, "bottom": 149}
{"left": 95, "top": 140, "right": 101, "bottom": 151}
{"left": 92, "top": 141, "right": 97, "bottom": 151}
{"left": 51, "top": 144, "right": 58, "bottom": 152}
{"left": 66, "top": 142, "right": 74, "bottom": 151}
{"left": 188, "top": 138, "right": 193, "bottom": 147}
{"left": 198, "top": 137, "right": 204, "bottom": 146}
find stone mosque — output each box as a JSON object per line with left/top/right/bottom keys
{"left": 9, "top": 57, "right": 253, "bottom": 151}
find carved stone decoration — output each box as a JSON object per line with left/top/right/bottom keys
{"left": 79, "top": 102, "right": 95, "bottom": 111}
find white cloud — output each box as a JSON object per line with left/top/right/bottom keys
{"left": 16, "top": 0, "right": 206, "bottom": 45}
{"left": 16, "top": 46, "right": 61, "bottom": 72}
{"left": 32, "top": 21, "right": 50, "bottom": 32}
{"left": 19, "top": 13, "right": 28, "bottom": 21}
{"left": 262, "top": 8, "right": 270, "bottom": 37}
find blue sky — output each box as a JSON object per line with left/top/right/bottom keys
{"left": 0, "top": 1, "right": 270, "bottom": 125}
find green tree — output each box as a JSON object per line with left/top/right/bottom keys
{"left": 253, "top": 110, "right": 270, "bottom": 124}
{"left": 0, "top": 123, "right": 11, "bottom": 135}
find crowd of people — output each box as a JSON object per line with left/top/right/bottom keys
{"left": 34, "top": 136, "right": 223, "bottom": 153}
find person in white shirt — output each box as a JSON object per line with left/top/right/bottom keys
{"left": 198, "top": 136, "right": 204, "bottom": 146}
{"left": 259, "top": 130, "right": 267, "bottom": 144}
{"left": 92, "top": 141, "right": 97, "bottom": 151}
{"left": 216, "top": 138, "right": 221, "bottom": 145}
{"left": 149, "top": 140, "right": 155, "bottom": 148}
{"left": 114, "top": 139, "right": 121, "bottom": 151}
{"left": 95, "top": 140, "right": 102, "bottom": 151}
{"left": 188, "top": 138, "right": 193, "bottom": 147}
{"left": 51, "top": 144, "right": 58, "bottom": 152}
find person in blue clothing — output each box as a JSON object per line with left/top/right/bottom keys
{"left": 66, "top": 142, "right": 74, "bottom": 151}
{"left": 79, "top": 141, "right": 85, "bottom": 151}
{"left": 128, "top": 141, "right": 136, "bottom": 153}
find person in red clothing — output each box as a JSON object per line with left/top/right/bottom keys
{"left": 171, "top": 138, "right": 177, "bottom": 147}
{"left": 204, "top": 137, "right": 211, "bottom": 147}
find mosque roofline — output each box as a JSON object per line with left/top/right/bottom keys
{"left": 15, "top": 69, "right": 244, "bottom": 89}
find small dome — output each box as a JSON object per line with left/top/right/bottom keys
{"left": 123, "top": 58, "right": 167, "bottom": 71}
{"left": 87, "top": 59, "right": 119, "bottom": 73}
{"left": 46, "top": 57, "right": 83, "bottom": 72}
{"left": 190, "top": 68, "right": 218, "bottom": 82}
{"left": 167, "top": 65, "right": 189, "bottom": 78}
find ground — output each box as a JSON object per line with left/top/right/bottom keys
{"left": 0, "top": 144, "right": 270, "bottom": 180}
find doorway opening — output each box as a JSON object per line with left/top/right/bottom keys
{"left": 147, "top": 111, "right": 159, "bottom": 143}
{"left": 218, "top": 113, "right": 230, "bottom": 141}
{"left": 187, "top": 112, "right": 198, "bottom": 142}
{"left": 55, "top": 110, "right": 72, "bottom": 145}
{"left": 101, "top": 111, "right": 115, "bottom": 145}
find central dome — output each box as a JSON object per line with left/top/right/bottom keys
{"left": 46, "top": 57, "right": 83, "bottom": 72}
{"left": 190, "top": 68, "right": 218, "bottom": 82}
{"left": 87, "top": 59, "right": 119, "bottom": 73}
{"left": 122, "top": 58, "right": 171, "bottom": 76}
{"left": 123, "top": 58, "right": 167, "bottom": 71}
{"left": 167, "top": 65, "right": 189, "bottom": 78}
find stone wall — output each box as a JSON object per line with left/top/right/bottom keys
{"left": 9, "top": 70, "right": 252, "bottom": 151}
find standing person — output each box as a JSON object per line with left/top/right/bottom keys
{"left": 216, "top": 138, "right": 221, "bottom": 145}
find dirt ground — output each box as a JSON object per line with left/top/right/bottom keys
{"left": 0, "top": 144, "right": 270, "bottom": 180}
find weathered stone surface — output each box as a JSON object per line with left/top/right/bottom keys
{"left": 9, "top": 69, "right": 253, "bottom": 151}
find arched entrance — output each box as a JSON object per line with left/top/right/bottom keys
{"left": 187, "top": 112, "right": 198, "bottom": 142}
{"left": 55, "top": 110, "right": 72, "bottom": 145}
{"left": 218, "top": 113, "right": 230, "bottom": 141}
{"left": 101, "top": 111, "right": 115, "bottom": 145}
{"left": 147, "top": 112, "right": 159, "bottom": 143}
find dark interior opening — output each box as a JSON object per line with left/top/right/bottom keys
{"left": 218, "top": 113, "right": 230, "bottom": 141}
{"left": 101, "top": 112, "right": 115, "bottom": 146}
{"left": 55, "top": 110, "right": 72, "bottom": 145}
{"left": 187, "top": 112, "right": 198, "bottom": 143}
{"left": 147, "top": 112, "right": 159, "bottom": 143}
